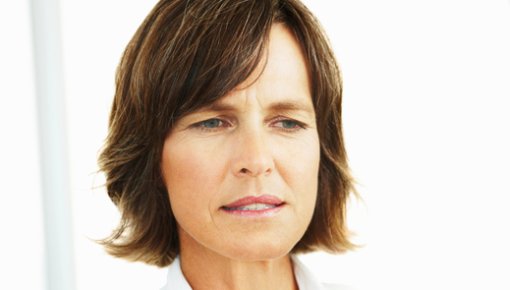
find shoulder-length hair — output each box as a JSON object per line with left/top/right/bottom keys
{"left": 99, "top": 0, "right": 356, "bottom": 267}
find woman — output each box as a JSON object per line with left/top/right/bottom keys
{"left": 99, "top": 0, "right": 356, "bottom": 289}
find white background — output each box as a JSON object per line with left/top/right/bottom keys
{"left": 1, "top": 0, "right": 509, "bottom": 289}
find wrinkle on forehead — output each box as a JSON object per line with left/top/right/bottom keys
{"left": 223, "top": 23, "right": 312, "bottom": 110}
{"left": 236, "top": 24, "right": 310, "bottom": 87}
{"left": 190, "top": 23, "right": 313, "bottom": 119}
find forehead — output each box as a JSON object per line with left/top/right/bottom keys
{"left": 235, "top": 23, "right": 310, "bottom": 91}
{"left": 206, "top": 23, "right": 313, "bottom": 112}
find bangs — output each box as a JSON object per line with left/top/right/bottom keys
{"left": 133, "top": 0, "right": 276, "bottom": 135}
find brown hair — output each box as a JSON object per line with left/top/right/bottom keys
{"left": 99, "top": 0, "right": 356, "bottom": 267}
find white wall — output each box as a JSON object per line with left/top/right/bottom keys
{"left": 304, "top": 1, "right": 510, "bottom": 289}
{"left": 0, "top": 1, "right": 45, "bottom": 289}
{"left": 1, "top": 0, "right": 509, "bottom": 289}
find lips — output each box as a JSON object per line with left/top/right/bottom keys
{"left": 221, "top": 195, "right": 285, "bottom": 216}
{"left": 226, "top": 203, "right": 278, "bottom": 211}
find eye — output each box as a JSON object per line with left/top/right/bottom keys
{"left": 201, "top": 118, "right": 223, "bottom": 128}
{"left": 192, "top": 118, "right": 231, "bottom": 131}
{"left": 272, "top": 118, "right": 306, "bottom": 132}
{"left": 280, "top": 120, "right": 300, "bottom": 129}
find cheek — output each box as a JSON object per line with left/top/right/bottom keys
{"left": 276, "top": 133, "right": 321, "bottom": 195}
{"left": 273, "top": 132, "right": 321, "bottom": 230}
{"left": 161, "top": 140, "right": 225, "bottom": 225}
{"left": 299, "top": 142, "right": 320, "bottom": 207}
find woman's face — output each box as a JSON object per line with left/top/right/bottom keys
{"left": 161, "top": 24, "right": 320, "bottom": 261}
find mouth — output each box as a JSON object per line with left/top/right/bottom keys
{"left": 222, "top": 203, "right": 280, "bottom": 211}
{"left": 220, "top": 195, "right": 285, "bottom": 217}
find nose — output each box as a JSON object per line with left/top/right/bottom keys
{"left": 231, "top": 128, "right": 275, "bottom": 178}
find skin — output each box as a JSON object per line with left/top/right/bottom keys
{"left": 161, "top": 23, "right": 320, "bottom": 290}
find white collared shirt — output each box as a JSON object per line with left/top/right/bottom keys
{"left": 160, "top": 256, "right": 354, "bottom": 290}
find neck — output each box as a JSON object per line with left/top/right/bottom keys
{"left": 179, "top": 236, "right": 298, "bottom": 290}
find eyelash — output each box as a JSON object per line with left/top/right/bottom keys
{"left": 272, "top": 117, "right": 307, "bottom": 132}
{"left": 192, "top": 118, "right": 231, "bottom": 132}
{"left": 191, "top": 117, "right": 307, "bottom": 133}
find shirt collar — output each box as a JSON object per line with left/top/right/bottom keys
{"left": 161, "top": 256, "right": 192, "bottom": 290}
{"left": 160, "top": 255, "right": 325, "bottom": 290}
{"left": 291, "top": 255, "right": 326, "bottom": 290}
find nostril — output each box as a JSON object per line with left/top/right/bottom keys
{"left": 235, "top": 164, "right": 273, "bottom": 177}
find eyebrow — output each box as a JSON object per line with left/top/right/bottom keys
{"left": 200, "top": 100, "right": 315, "bottom": 115}
{"left": 267, "top": 101, "right": 315, "bottom": 115}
